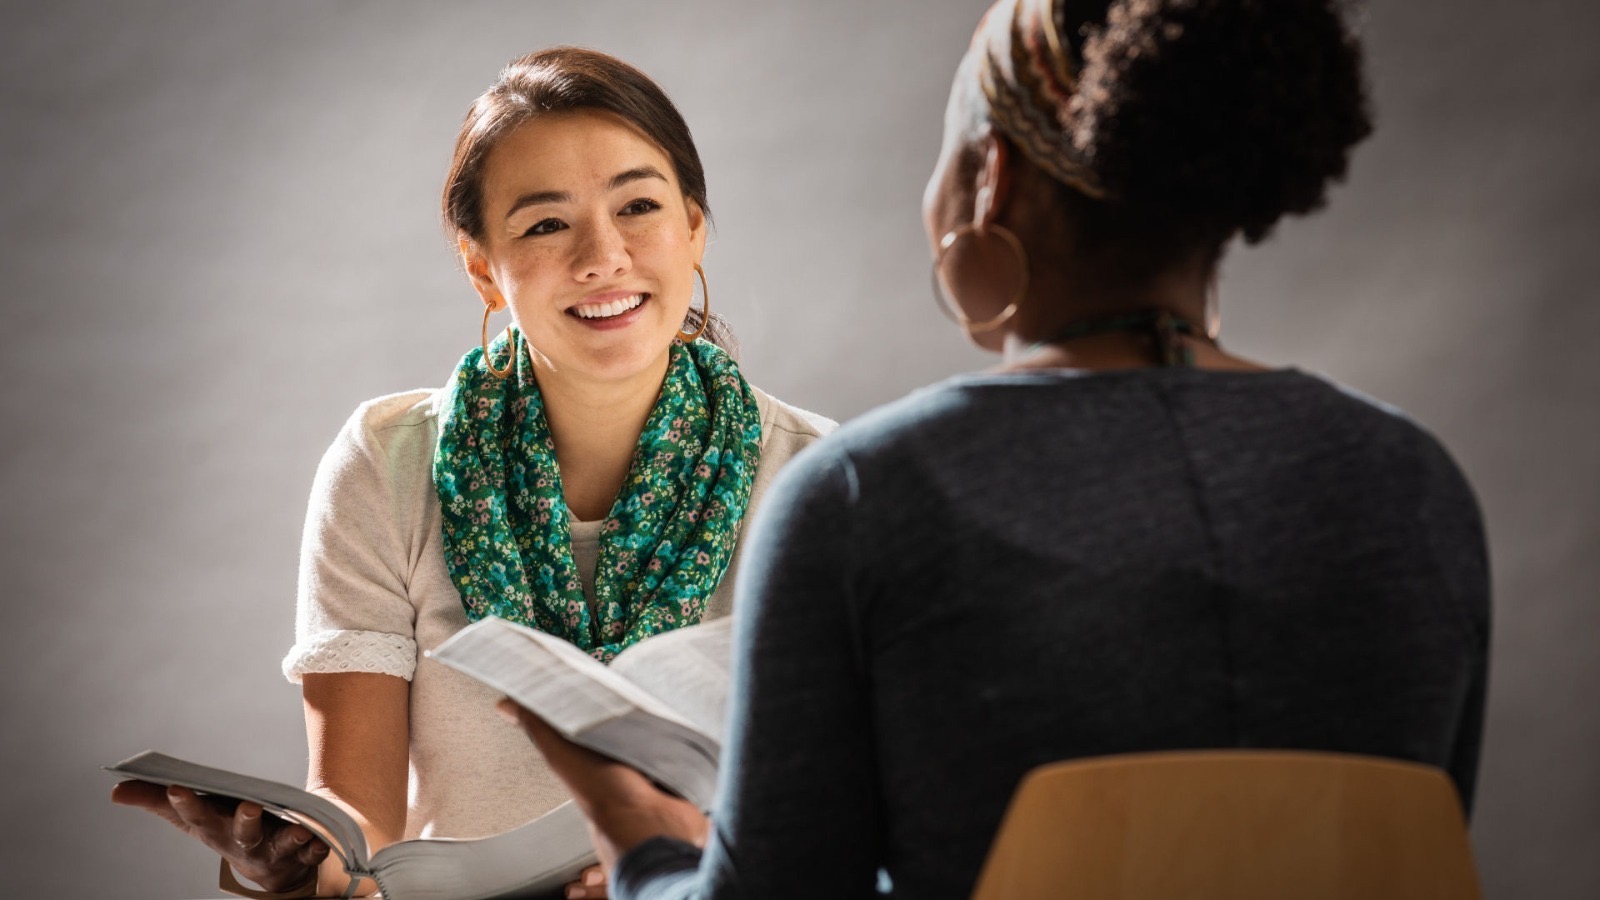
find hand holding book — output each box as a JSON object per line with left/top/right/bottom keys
{"left": 497, "top": 698, "right": 709, "bottom": 874}
{"left": 109, "top": 779, "right": 327, "bottom": 897}
{"left": 106, "top": 750, "right": 595, "bottom": 899}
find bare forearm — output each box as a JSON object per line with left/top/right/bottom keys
{"left": 302, "top": 672, "right": 412, "bottom": 897}
{"left": 305, "top": 788, "right": 397, "bottom": 897}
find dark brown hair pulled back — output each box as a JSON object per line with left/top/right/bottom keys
{"left": 442, "top": 46, "right": 710, "bottom": 240}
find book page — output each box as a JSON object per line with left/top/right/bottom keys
{"left": 368, "top": 801, "right": 594, "bottom": 900}
{"left": 609, "top": 618, "right": 733, "bottom": 742}
{"left": 428, "top": 619, "right": 702, "bottom": 737}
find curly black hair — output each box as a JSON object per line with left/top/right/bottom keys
{"left": 1047, "top": 0, "right": 1372, "bottom": 264}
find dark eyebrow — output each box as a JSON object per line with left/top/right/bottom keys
{"left": 609, "top": 165, "right": 669, "bottom": 190}
{"left": 504, "top": 166, "right": 670, "bottom": 221}
{"left": 504, "top": 189, "right": 572, "bottom": 219}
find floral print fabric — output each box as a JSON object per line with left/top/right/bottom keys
{"left": 435, "top": 330, "right": 763, "bottom": 662}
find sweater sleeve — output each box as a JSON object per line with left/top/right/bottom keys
{"left": 1417, "top": 435, "right": 1492, "bottom": 814}
{"left": 614, "top": 444, "right": 883, "bottom": 900}
{"left": 281, "top": 402, "right": 421, "bottom": 683}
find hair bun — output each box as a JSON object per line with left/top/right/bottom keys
{"left": 1068, "top": 0, "right": 1372, "bottom": 244}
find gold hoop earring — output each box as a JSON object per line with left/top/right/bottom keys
{"left": 481, "top": 303, "right": 513, "bottom": 379}
{"left": 678, "top": 263, "right": 710, "bottom": 343}
{"left": 932, "top": 223, "right": 1028, "bottom": 334}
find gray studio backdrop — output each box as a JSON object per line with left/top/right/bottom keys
{"left": 2, "top": 1, "right": 1595, "bottom": 897}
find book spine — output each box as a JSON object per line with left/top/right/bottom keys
{"left": 341, "top": 864, "right": 379, "bottom": 899}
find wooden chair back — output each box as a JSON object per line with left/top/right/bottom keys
{"left": 970, "top": 750, "right": 1481, "bottom": 900}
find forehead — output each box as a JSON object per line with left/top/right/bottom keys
{"left": 481, "top": 110, "right": 677, "bottom": 199}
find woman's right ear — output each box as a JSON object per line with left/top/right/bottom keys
{"left": 972, "top": 132, "right": 1012, "bottom": 233}
{"left": 458, "top": 237, "right": 505, "bottom": 311}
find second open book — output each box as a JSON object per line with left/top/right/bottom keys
{"left": 428, "top": 615, "right": 734, "bottom": 812}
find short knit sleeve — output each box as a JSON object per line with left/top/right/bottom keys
{"left": 282, "top": 395, "right": 432, "bottom": 683}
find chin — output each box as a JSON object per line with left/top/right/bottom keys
{"left": 559, "top": 334, "right": 678, "bottom": 386}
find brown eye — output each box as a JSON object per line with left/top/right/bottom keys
{"left": 523, "top": 218, "right": 566, "bottom": 237}
{"left": 620, "top": 198, "right": 662, "bottom": 216}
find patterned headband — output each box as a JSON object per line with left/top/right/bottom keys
{"left": 973, "top": 0, "right": 1106, "bottom": 199}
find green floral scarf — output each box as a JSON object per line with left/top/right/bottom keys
{"left": 434, "top": 329, "right": 763, "bottom": 662}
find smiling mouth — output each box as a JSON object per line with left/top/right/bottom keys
{"left": 569, "top": 293, "right": 648, "bottom": 320}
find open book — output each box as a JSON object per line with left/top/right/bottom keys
{"left": 427, "top": 617, "right": 735, "bottom": 812}
{"left": 105, "top": 751, "right": 593, "bottom": 900}
{"left": 106, "top": 619, "right": 732, "bottom": 899}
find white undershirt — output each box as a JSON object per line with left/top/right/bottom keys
{"left": 568, "top": 517, "right": 604, "bottom": 616}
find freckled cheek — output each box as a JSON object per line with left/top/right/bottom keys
{"left": 630, "top": 217, "right": 691, "bottom": 249}
{"left": 498, "top": 253, "right": 565, "bottom": 304}
{"left": 632, "top": 225, "right": 697, "bottom": 278}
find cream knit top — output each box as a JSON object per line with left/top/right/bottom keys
{"left": 282, "top": 385, "right": 834, "bottom": 839}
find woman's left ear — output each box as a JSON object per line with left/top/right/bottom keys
{"left": 973, "top": 133, "right": 1013, "bottom": 233}
{"left": 687, "top": 200, "right": 708, "bottom": 263}
{"left": 459, "top": 237, "right": 507, "bottom": 311}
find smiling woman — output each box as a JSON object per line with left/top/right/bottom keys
{"left": 109, "top": 47, "right": 834, "bottom": 899}
{"left": 463, "top": 114, "right": 705, "bottom": 395}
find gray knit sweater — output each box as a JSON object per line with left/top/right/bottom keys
{"left": 616, "top": 367, "right": 1490, "bottom": 900}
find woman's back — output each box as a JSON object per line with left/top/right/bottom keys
{"left": 509, "top": 6, "right": 1486, "bottom": 898}
{"left": 721, "top": 367, "right": 1488, "bottom": 899}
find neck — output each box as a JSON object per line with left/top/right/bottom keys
{"left": 533, "top": 350, "right": 672, "bottom": 521}
{"left": 995, "top": 256, "right": 1224, "bottom": 371}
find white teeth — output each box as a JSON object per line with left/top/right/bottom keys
{"left": 573, "top": 294, "right": 644, "bottom": 319}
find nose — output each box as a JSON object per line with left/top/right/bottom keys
{"left": 573, "top": 216, "right": 631, "bottom": 282}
